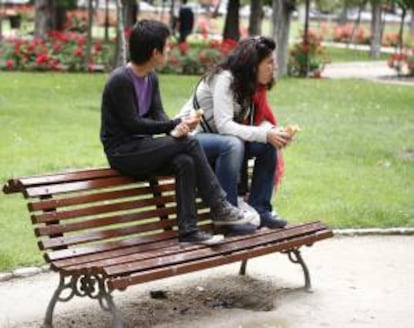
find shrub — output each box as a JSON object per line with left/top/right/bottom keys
{"left": 388, "top": 49, "right": 414, "bottom": 76}
{"left": 159, "top": 39, "right": 236, "bottom": 75}
{"left": 0, "top": 31, "right": 112, "bottom": 72}
{"left": 288, "top": 31, "right": 328, "bottom": 78}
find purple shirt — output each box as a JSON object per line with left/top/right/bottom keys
{"left": 128, "top": 67, "right": 152, "bottom": 117}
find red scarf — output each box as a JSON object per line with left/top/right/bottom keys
{"left": 251, "top": 85, "right": 284, "bottom": 191}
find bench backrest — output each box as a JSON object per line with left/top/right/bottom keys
{"left": 3, "top": 168, "right": 212, "bottom": 264}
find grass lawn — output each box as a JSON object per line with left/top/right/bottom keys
{"left": 324, "top": 46, "right": 390, "bottom": 62}
{"left": 0, "top": 72, "right": 413, "bottom": 270}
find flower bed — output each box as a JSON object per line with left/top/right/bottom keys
{"left": 388, "top": 49, "right": 414, "bottom": 76}
{"left": 0, "top": 31, "right": 112, "bottom": 72}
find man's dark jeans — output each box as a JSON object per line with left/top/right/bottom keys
{"left": 107, "top": 135, "right": 226, "bottom": 236}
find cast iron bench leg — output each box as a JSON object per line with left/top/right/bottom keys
{"left": 239, "top": 260, "right": 248, "bottom": 275}
{"left": 286, "top": 248, "right": 312, "bottom": 290}
{"left": 239, "top": 250, "right": 311, "bottom": 290}
{"left": 43, "top": 273, "right": 65, "bottom": 328}
{"left": 43, "top": 272, "right": 125, "bottom": 328}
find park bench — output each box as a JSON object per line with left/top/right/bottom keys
{"left": 3, "top": 167, "right": 333, "bottom": 328}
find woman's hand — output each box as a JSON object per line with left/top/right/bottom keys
{"left": 266, "top": 127, "right": 291, "bottom": 149}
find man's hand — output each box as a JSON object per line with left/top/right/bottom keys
{"left": 267, "top": 127, "right": 291, "bottom": 149}
{"left": 170, "top": 121, "right": 191, "bottom": 138}
{"left": 182, "top": 115, "right": 201, "bottom": 131}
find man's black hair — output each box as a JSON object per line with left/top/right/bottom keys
{"left": 129, "top": 20, "right": 170, "bottom": 65}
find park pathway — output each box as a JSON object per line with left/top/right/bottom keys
{"left": 1, "top": 235, "right": 414, "bottom": 328}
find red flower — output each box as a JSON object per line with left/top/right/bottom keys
{"left": 73, "top": 47, "right": 84, "bottom": 57}
{"left": 6, "top": 59, "right": 14, "bottom": 68}
{"left": 169, "top": 55, "right": 178, "bottom": 66}
{"left": 302, "top": 44, "right": 311, "bottom": 52}
{"left": 178, "top": 42, "right": 189, "bottom": 55}
{"left": 221, "top": 39, "right": 238, "bottom": 56}
{"left": 35, "top": 53, "right": 49, "bottom": 65}
{"left": 124, "top": 28, "right": 132, "bottom": 38}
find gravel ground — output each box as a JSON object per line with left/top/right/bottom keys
{"left": 1, "top": 235, "right": 414, "bottom": 328}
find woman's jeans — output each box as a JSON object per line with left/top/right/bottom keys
{"left": 195, "top": 133, "right": 277, "bottom": 217}
{"left": 107, "top": 135, "right": 226, "bottom": 236}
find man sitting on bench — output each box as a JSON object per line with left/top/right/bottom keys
{"left": 100, "top": 20, "right": 257, "bottom": 246}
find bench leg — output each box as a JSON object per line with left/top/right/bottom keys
{"left": 286, "top": 248, "right": 312, "bottom": 291}
{"left": 239, "top": 260, "right": 248, "bottom": 275}
{"left": 43, "top": 272, "right": 65, "bottom": 328}
{"left": 43, "top": 272, "right": 125, "bottom": 328}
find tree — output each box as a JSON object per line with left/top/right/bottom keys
{"left": 124, "top": 0, "right": 138, "bottom": 28}
{"left": 223, "top": 0, "right": 241, "bottom": 41}
{"left": 34, "top": 0, "right": 76, "bottom": 37}
{"left": 34, "top": 0, "right": 54, "bottom": 37}
{"left": 114, "top": 0, "right": 127, "bottom": 67}
{"left": 411, "top": 9, "right": 414, "bottom": 36}
{"left": 393, "top": 0, "right": 414, "bottom": 50}
{"left": 370, "top": 0, "right": 383, "bottom": 58}
{"left": 85, "top": 0, "right": 94, "bottom": 71}
{"left": 272, "top": 0, "right": 296, "bottom": 77}
{"left": 248, "top": 0, "right": 264, "bottom": 36}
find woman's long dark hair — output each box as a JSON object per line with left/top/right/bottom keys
{"left": 207, "top": 36, "right": 276, "bottom": 108}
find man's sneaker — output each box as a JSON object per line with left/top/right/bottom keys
{"left": 211, "top": 200, "right": 257, "bottom": 226}
{"left": 260, "top": 211, "right": 287, "bottom": 229}
{"left": 215, "top": 223, "right": 257, "bottom": 236}
{"left": 179, "top": 231, "right": 224, "bottom": 246}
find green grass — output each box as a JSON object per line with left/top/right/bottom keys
{"left": 324, "top": 46, "right": 390, "bottom": 62}
{"left": 0, "top": 72, "right": 413, "bottom": 270}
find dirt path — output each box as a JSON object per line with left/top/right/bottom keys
{"left": 1, "top": 235, "right": 414, "bottom": 328}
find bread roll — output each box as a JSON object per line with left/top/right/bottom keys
{"left": 284, "top": 124, "right": 301, "bottom": 137}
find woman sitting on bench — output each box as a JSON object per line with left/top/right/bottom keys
{"left": 100, "top": 20, "right": 256, "bottom": 246}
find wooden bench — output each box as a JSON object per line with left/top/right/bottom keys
{"left": 3, "top": 167, "right": 333, "bottom": 328}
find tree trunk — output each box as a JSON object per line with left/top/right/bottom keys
{"left": 397, "top": 5, "right": 406, "bottom": 53}
{"left": 223, "top": 0, "right": 240, "bottom": 41}
{"left": 338, "top": 3, "right": 348, "bottom": 25}
{"left": 53, "top": 5, "right": 67, "bottom": 31}
{"left": 34, "top": 0, "right": 54, "bottom": 37}
{"left": 123, "top": 0, "right": 137, "bottom": 28}
{"left": 272, "top": 0, "right": 294, "bottom": 77}
{"left": 85, "top": 0, "right": 94, "bottom": 71}
{"left": 410, "top": 9, "right": 414, "bottom": 37}
{"left": 114, "top": 0, "right": 127, "bottom": 67}
{"left": 248, "top": 0, "right": 263, "bottom": 36}
{"left": 370, "top": 0, "right": 382, "bottom": 59}
{"left": 347, "top": 3, "right": 363, "bottom": 47}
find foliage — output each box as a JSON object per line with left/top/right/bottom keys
{"left": 332, "top": 23, "right": 370, "bottom": 44}
{"left": 288, "top": 30, "right": 329, "bottom": 77}
{"left": 159, "top": 39, "right": 238, "bottom": 75}
{"left": 388, "top": 49, "right": 414, "bottom": 76}
{"left": 0, "top": 31, "right": 112, "bottom": 72}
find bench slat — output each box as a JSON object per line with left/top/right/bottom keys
{"left": 60, "top": 222, "right": 326, "bottom": 274}
{"left": 51, "top": 238, "right": 182, "bottom": 270}
{"left": 45, "top": 229, "right": 181, "bottom": 262}
{"left": 35, "top": 207, "right": 177, "bottom": 236}
{"left": 31, "top": 194, "right": 177, "bottom": 224}
{"left": 104, "top": 222, "right": 328, "bottom": 277}
{"left": 39, "top": 218, "right": 180, "bottom": 250}
{"left": 24, "top": 176, "right": 138, "bottom": 197}
{"left": 7, "top": 168, "right": 120, "bottom": 190}
{"left": 29, "top": 183, "right": 176, "bottom": 212}
{"left": 35, "top": 206, "right": 210, "bottom": 237}
{"left": 107, "top": 229, "right": 333, "bottom": 290}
